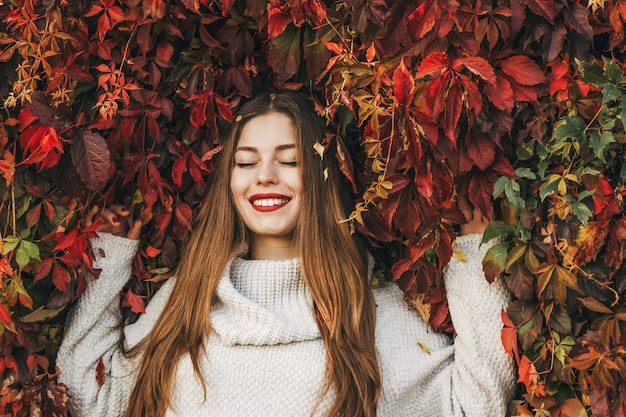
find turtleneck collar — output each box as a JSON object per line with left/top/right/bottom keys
{"left": 210, "top": 257, "right": 321, "bottom": 346}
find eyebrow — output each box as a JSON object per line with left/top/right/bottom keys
{"left": 235, "top": 144, "right": 297, "bottom": 152}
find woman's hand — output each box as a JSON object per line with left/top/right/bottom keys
{"left": 85, "top": 204, "right": 142, "bottom": 240}
{"left": 457, "top": 197, "right": 489, "bottom": 236}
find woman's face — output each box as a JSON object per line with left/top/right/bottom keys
{"left": 230, "top": 112, "right": 303, "bottom": 259}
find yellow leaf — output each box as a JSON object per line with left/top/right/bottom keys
{"left": 558, "top": 178, "right": 567, "bottom": 196}
{"left": 418, "top": 341, "right": 431, "bottom": 354}
{"left": 380, "top": 180, "right": 393, "bottom": 189}
{"left": 406, "top": 292, "right": 431, "bottom": 323}
{"left": 313, "top": 141, "right": 325, "bottom": 160}
{"left": 453, "top": 250, "right": 467, "bottom": 262}
{"left": 587, "top": 0, "right": 606, "bottom": 13}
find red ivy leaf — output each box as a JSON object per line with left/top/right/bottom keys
{"left": 52, "top": 264, "right": 71, "bottom": 294}
{"left": 219, "top": 0, "right": 236, "bottom": 16}
{"left": 19, "top": 123, "right": 65, "bottom": 171}
{"left": 499, "top": 55, "right": 547, "bottom": 86}
{"left": 25, "top": 91, "right": 73, "bottom": 131}
{"left": 180, "top": 0, "right": 200, "bottom": 13}
{"left": 416, "top": 52, "right": 449, "bottom": 78}
{"left": 143, "top": 0, "right": 166, "bottom": 19}
{"left": 25, "top": 203, "right": 41, "bottom": 228}
{"left": 525, "top": 0, "right": 562, "bottom": 23}
{"left": 468, "top": 172, "right": 494, "bottom": 220}
{"left": 466, "top": 134, "right": 496, "bottom": 170}
{"left": 267, "top": 4, "right": 293, "bottom": 39}
{"left": 509, "top": 80, "right": 539, "bottom": 102}
{"left": 71, "top": 130, "right": 112, "bottom": 192}
{"left": 53, "top": 229, "right": 79, "bottom": 252}
{"left": 485, "top": 75, "right": 514, "bottom": 111}
{"left": 34, "top": 258, "right": 53, "bottom": 281}
{"left": 407, "top": 0, "right": 459, "bottom": 40}
{"left": 443, "top": 80, "right": 463, "bottom": 143}
{"left": 453, "top": 56, "right": 496, "bottom": 85}
{"left": 427, "top": 282, "right": 452, "bottom": 332}
{"left": 563, "top": 3, "right": 593, "bottom": 41}
{"left": 393, "top": 58, "right": 415, "bottom": 106}
{"left": 174, "top": 202, "right": 193, "bottom": 237}
{"left": 268, "top": 23, "right": 301, "bottom": 85}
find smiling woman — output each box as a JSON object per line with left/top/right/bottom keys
{"left": 56, "top": 90, "right": 515, "bottom": 417}
{"left": 230, "top": 112, "right": 303, "bottom": 259}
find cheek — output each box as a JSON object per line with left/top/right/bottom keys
{"left": 229, "top": 173, "right": 245, "bottom": 198}
{"left": 229, "top": 176, "right": 247, "bottom": 216}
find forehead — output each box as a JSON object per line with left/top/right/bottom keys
{"left": 236, "top": 112, "right": 298, "bottom": 149}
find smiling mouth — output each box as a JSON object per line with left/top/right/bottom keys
{"left": 252, "top": 198, "right": 290, "bottom": 207}
{"left": 249, "top": 195, "right": 291, "bottom": 212}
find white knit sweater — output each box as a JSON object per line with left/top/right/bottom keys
{"left": 57, "top": 233, "right": 515, "bottom": 417}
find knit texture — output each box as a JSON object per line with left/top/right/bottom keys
{"left": 57, "top": 233, "right": 515, "bottom": 417}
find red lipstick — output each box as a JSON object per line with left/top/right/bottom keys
{"left": 249, "top": 193, "right": 291, "bottom": 212}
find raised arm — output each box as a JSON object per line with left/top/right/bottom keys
{"left": 56, "top": 205, "right": 144, "bottom": 417}
{"left": 443, "top": 233, "right": 515, "bottom": 416}
{"left": 56, "top": 233, "right": 140, "bottom": 417}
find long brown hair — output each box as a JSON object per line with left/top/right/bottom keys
{"left": 124, "top": 91, "right": 381, "bottom": 417}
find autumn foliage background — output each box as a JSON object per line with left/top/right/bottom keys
{"left": 0, "top": 0, "right": 625, "bottom": 415}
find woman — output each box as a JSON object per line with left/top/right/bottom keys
{"left": 57, "top": 91, "right": 515, "bottom": 417}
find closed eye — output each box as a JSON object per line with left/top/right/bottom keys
{"left": 235, "top": 162, "right": 257, "bottom": 168}
{"left": 280, "top": 161, "right": 298, "bottom": 167}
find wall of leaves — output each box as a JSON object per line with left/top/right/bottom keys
{"left": 0, "top": 0, "right": 625, "bottom": 415}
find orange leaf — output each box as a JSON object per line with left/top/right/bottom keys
{"left": 146, "top": 246, "right": 162, "bottom": 257}
{"left": 122, "top": 289, "right": 146, "bottom": 314}
{"left": 323, "top": 41, "right": 343, "bottom": 55}
{"left": 501, "top": 309, "right": 520, "bottom": 363}
{"left": 0, "top": 304, "right": 12, "bottom": 327}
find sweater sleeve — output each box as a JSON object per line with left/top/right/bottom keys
{"left": 56, "top": 233, "right": 141, "bottom": 417}
{"left": 443, "top": 233, "right": 515, "bottom": 416}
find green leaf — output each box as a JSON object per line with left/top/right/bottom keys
{"left": 604, "top": 58, "right": 622, "bottom": 84}
{"left": 602, "top": 85, "right": 621, "bottom": 103}
{"left": 504, "top": 179, "right": 526, "bottom": 209}
{"left": 578, "top": 59, "right": 610, "bottom": 87}
{"left": 482, "top": 241, "right": 510, "bottom": 283}
{"left": 2, "top": 236, "right": 20, "bottom": 254}
{"left": 514, "top": 167, "right": 537, "bottom": 180}
{"left": 538, "top": 158, "right": 549, "bottom": 178}
{"left": 553, "top": 116, "right": 586, "bottom": 144}
{"left": 516, "top": 139, "right": 535, "bottom": 161}
{"left": 539, "top": 177, "right": 560, "bottom": 201}
{"left": 21, "top": 241, "right": 40, "bottom": 260}
{"left": 589, "top": 131, "right": 615, "bottom": 163}
{"left": 492, "top": 176, "right": 507, "bottom": 198}
{"left": 577, "top": 189, "right": 594, "bottom": 201}
{"left": 15, "top": 245, "right": 30, "bottom": 269}
{"left": 567, "top": 195, "right": 593, "bottom": 225}
{"left": 483, "top": 221, "right": 515, "bottom": 242}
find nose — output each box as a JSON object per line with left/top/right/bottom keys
{"left": 255, "top": 161, "right": 278, "bottom": 184}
